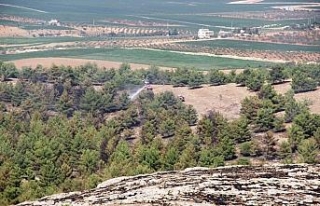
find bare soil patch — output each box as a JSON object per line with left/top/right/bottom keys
{"left": 0, "top": 25, "right": 29, "bottom": 37}
{"left": 152, "top": 82, "right": 320, "bottom": 120}
{"left": 9, "top": 57, "right": 174, "bottom": 71}
{"left": 152, "top": 84, "right": 255, "bottom": 119}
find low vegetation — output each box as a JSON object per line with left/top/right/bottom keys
{"left": 0, "top": 61, "right": 319, "bottom": 205}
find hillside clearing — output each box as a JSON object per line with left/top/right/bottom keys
{"left": 152, "top": 84, "right": 255, "bottom": 119}
{"left": 152, "top": 82, "right": 320, "bottom": 119}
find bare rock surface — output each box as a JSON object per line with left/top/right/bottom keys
{"left": 17, "top": 164, "right": 320, "bottom": 206}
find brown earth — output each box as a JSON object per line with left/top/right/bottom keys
{"left": 152, "top": 82, "right": 320, "bottom": 119}
{"left": 9, "top": 58, "right": 174, "bottom": 71}
{"left": 152, "top": 84, "right": 255, "bottom": 119}
{"left": 0, "top": 25, "right": 29, "bottom": 37}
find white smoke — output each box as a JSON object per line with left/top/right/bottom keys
{"left": 129, "top": 86, "right": 145, "bottom": 100}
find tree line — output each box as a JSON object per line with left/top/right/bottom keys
{"left": 1, "top": 62, "right": 320, "bottom": 93}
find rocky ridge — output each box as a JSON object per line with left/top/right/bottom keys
{"left": 17, "top": 164, "right": 320, "bottom": 206}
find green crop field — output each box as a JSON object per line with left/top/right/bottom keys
{"left": 0, "top": 37, "right": 82, "bottom": 45}
{"left": 0, "top": 0, "right": 318, "bottom": 69}
{"left": 0, "top": 48, "right": 273, "bottom": 70}
{"left": 179, "top": 39, "right": 320, "bottom": 53}
{"left": 0, "top": 19, "right": 20, "bottom": 27}
{"left": 1, "top": 0, "right": 318, "bottom": 37}
{"left": 20, "top": 25, "right": 75, "bottom": 30}
{"left": 1, "top": 0, "right": 317, "bottom": 26}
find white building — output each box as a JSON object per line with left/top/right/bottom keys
{"left": 48, "top": 19, "right": 61, "bottom": 26}
{"left": 198, "top": 29, "right": 214, "bottom": 39}
{"left": 218, "top": 30, "right": 233, "bottom": 38}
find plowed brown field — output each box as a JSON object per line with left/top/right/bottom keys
{"left": 9, "top": 58, "right": 174, "bottom": 70}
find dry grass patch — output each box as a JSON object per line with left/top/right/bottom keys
{"left": 9, "top": 57, "right": 175, "bottom": 71}
{"left": 152, "top": 84, "right": 255, "bottom": 119}
{"left": 153, "top": 81, "right": 320, "bottom": 120}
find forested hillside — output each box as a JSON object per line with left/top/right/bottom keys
{"left": 0, "top": 61, "right": 319, "bottom": 205}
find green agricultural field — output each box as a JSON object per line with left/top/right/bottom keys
{"left": 21, "top": 25, "right": 75, "bottom": 30}
{"left": 0, "top": 48, "right": 273, "bottom": 70}
{"left": 0, "top": 19, "right": 20, "bottom": 27}
{"left": 1, "top": 0, "right": 317, "bottom": 25}
{"left": 179, "top": 39, "right": 320, "bottom": 53}
{"left": 0, "top": 37, "right": 83, "bottom": 45}
{"left": 0, "top": 0, "right": 318, "bottom": 69}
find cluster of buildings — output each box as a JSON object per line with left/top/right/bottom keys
{"left": 197, "top": 28, "right": 234, "bottom": 39}
{"left": 48, "top": 19, "right": 61, "bottom": 26}
{"left": 197, "top": 29, "right": 214, "bottom": 39}
{"left": 197, "top": 26, "right": 261, "bottom": 39}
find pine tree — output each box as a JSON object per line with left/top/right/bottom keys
{"left": 291, "top": 72, "right": 317, "bottom": 93}
{"left": 11, "top": 82, "right": 28, "bottom": 107}
{"left": 57, "top": 90, "right": 74, "bottom": 117}
{"left": 240, "top": 142, "right": 252, "bottom": 157}
{"left": 293, "top": 112, "right": 320, "bottom": 138}
{"left": 268, "top": 65, "right": 287, "bottom": 84}
{"left": 262, "top": 131, "right": 277, "bottom": 160}
{"left": 80, "top": 150, "right": 100, "bottom": 174}
{"left": 245, "top": 70, "right": 265, "bottom": 91}
{"left": 108, "top": 141, "right": 132, "bottom": 177}
{"left": 162, "top": 147, "right": 179, "bottom": 170}
{"left": 298, "top": 138, "right": 319, "bottom": 164}
{"left": 180, "top": 105, "right": 198, "bottom": 126}
{"left": 159, "top": 119, "right": 175, "bottom": 138}
{"left": 278, "top": 141, "right": 292, "bottom": 163}
{"left": 235, "top": 69, "right": 251, "bottom": 86}
{"left": 208, "top": 69, "right": 227, "bottom": 86}
{"left": 313, "top": 127, "right": 320, "bottom": 148}
{"left": 174, "top": 143, "right": 197, "bottom": 169}
{"left": 216, "top": 137, "right": 236, "bottom": 161}
{"left": 240, "top": 96, "right": 262, "bottom": 122}
{"left": 258, "top": 84, "right": 277, "bottom": 101}
{"left": 136, "top": 144, "right": 161, "bottom": 171}
{"left": 288, "top": 125, "right": 305, "bottom": 152}
{"left": 273, "top": 117, "right": 285, "bottom": 133}
{"left": 140, "top": 120, "right": 157, "bottom": 144}
{"left": 80, "top": 87, "right": 101, "bottom": 113}
{"left": 198, "top": 149, "right": 219, "bottom": 167}
{"left": 284, "top": 90, "right": 309, "bottom": 123}
{"left": 188, "top": 71, "right": 204, "bottom": 89}
{"left": 220, "top": 117, "right": 251, "bottom": 143}
{"left": 254, "top": 108, "right": 275, "bottom": 132}
{"left": 0, "top": 62, "right": 18, "bottom": 82}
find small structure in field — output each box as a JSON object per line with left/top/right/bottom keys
{"left": 198, "top": 29, "right": 214, "bottom": 39}
{"left": 48, "top": 19, "right": 61, "bottom": 26}
{"left": 218, "top": 30, "right": 233, "bottom": 38}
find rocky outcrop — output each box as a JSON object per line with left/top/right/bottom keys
{"left": 17, "top": 164, "right": 320, "bottom": 206}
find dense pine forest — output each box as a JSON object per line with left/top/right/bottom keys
{"left": 0, "top": 61, "right": 319, "bottom": 205}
